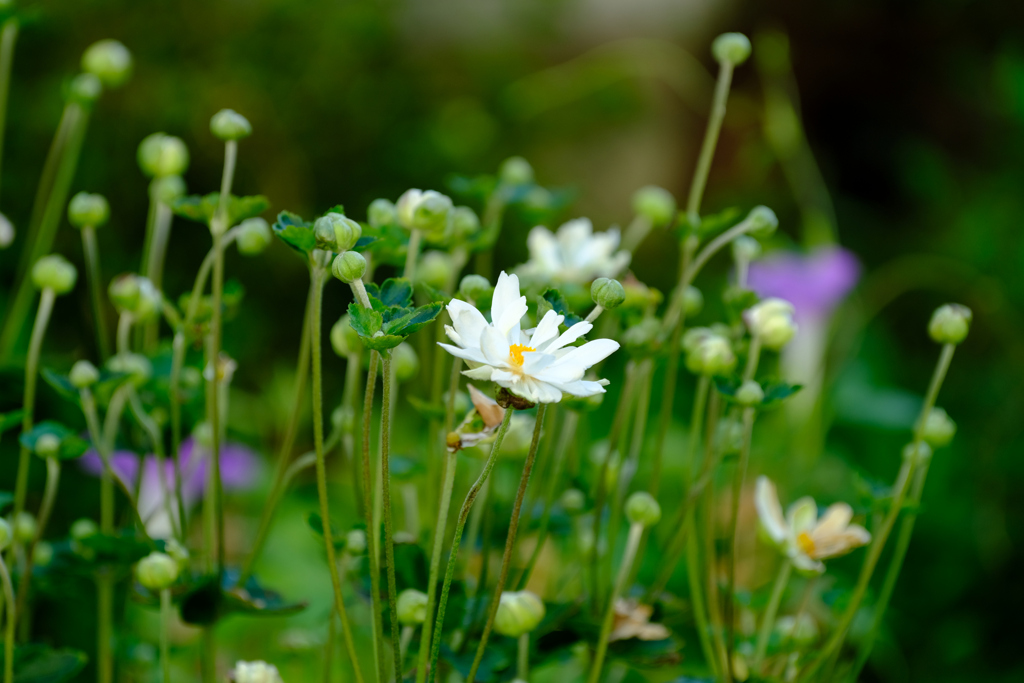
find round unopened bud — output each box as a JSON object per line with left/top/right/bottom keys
{"left": 921, "top": 407, "right": 956, "bottom": 448}
{"left": 70, "top": 360, "right": 101, "bottom": 388}
{"left": 746, "top": 205, "right": 778, "bottom": 238}
{"left": 210, "top": 109, "right": 252, "bottom": 141}
{"left": 396, "top": 189, "right": 453, "bottom": 237}
{"left": 332, "top": 251, "right": 366, "bottom": 284}
{"left": 35, "top": 433, "right": 61, "bottom": 458}
{"left": 459, "top": 274, "right": 491, "bottom": 302}
{"left": 745, "top": 298, "right": 797, "bottom": 350}
{"left": 137, "top": 133, "right": 189, "bottom": 178}
{"left": 13, "top": 512, "right": 37, "bottom": 544}
{"left": 561, "top": 488, "right": 586, "bottom": 514}
{"left": 346, "top": 529, "right": 367, "bottom": 555}
{"left": 625, "top": 491, "right": 661, "bottom": 527}
{"left": 392, "top": 343, "right": 420, "bottom": 382}
{"left": 33, "top": 541, "right": 54, "bottom": 567}
{"left": 314, "top": 212, "right": 362, "bottom": 252}
{"left": 901, "top": 441, "right": 933, "bottom": 464}
{"left": 397, "top": 588, "right": 429, "bottom": 625}
{"left": 499, "top": 156, "right": 534, "bottom": 186}
{"left": 69, "top": 73, "right": 102, "bottom": 104}
{"left": 368, "top": 198, "right": 398, "bottom": 228}
{"left": 632, "top": 186, "right": 677, "bottom": 226}
{"left": 70, "top": 518, "right": 99, "bottom": 541}
{"left": 108, "top": 274, "right": 161, "bottom": 320}
{"left": 451, "top": 206, "right": 481, "bottom": 241}
{"left": 417, "top": 251, "right": 453, "bottom": 290}
{"left": 107, "top": 353, "right": 152, "bottom": 386}
{"left": 494, "top": 591, "right": 546, "bottom": 637}
{"left": 68, "top": 192, "right": 110, "bottom": 228}
{"left": 136, "top": 551, "right": 179, "bottom": 590}
{"left": 151, "top": 174, "right": 187, "bottom": 204}
{"left": 732, "top": 235, "right": 761, "bottom": 263}
{"left": 32, "top": 255, "right": 77, "bottom": 294}
{"left": 591, "top": 278, "right": 626, "bottom": 309}
{"left": 0, "top": 213, "right": 13, "bottom": 249}
{"left": 232, "top": 661, "right": 283, "bottom": 683}
{"left": 685, "top": 332, "right": 736, "bottom": 376}
{"left": 712, "top": 32, "right": 752, "bottom": 66}
{"left": 928, "top": 304, "right": 971, "bottom": 345}
{"left": 236, "top": 217, "right": 272, "bottom": 256}
{"left": 81, "top": 39, "right": 132, "bottom": 88}
{"left": 331, "top": 315, "right": 362, "bottom": 357}
{"left": 0, "top": 518, "right": 10, "bottom": 552}
{"left": 736, "top": 380, "right": 764, "bottom": 406}
{"left": 683, "top": 285, "right": 704, "bottom": 317}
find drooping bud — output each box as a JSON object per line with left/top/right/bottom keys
{"left": 346, "top": 529, "right": 367, "bottom": 555}
{"left": 744, "top": 297, "right": 797, "bottom": 350}
{"left": 34, "top": 433, "right": 61, "bottom": 458}
{"left": 136, "top": 551, "right": 179, "bottom": 590}
{"left": 232, "top": 661, "right": 283, "bottom": 683}
{"left": 746, "top": 205, "right": 778, "bottom": 238}
{"left": 927, "top": 304, "right": 971, "bottom": 345}
{"left": 70, "top": 518, "right": 99, "bottom": 556}
{"left": 81, "top": 39, "right": 133, "bottom": 88}
{"left": 712, "top": 32, "right": 752, "bottom": 66}
{"left": 68, "top": 73, "right": 102, "bottom": 104}
{"left": 332, "top": 251, "right": 366, "bottom": 284}
{"left": 921, "top": 407, "right": 956, "bottom": 448}
{"left": 396, "top": 189, "right": 453, "bottom": 238}
{"left": 68, "top": 192, "right": 110, "bottom": 229}
{"left": 499, "top": 156, "right": 534, "bottom": 186}
{"left": 397, "top": 589, "right": 429, "bottom": 625}
{"left": 31, "top": 255, "right": 77, "bottom": 294}
{"left": 560, "top": 488, "right": 586, "bottom": 515}
{"left": 33, "top": 541, "right": 54, "bottom": 567}
{"left": 13, "top": 512, "right": 37, "bottom": 544}
{"left": 632, "top": 186, "right": 677, "bottom": 226}
{"left": 393, "top": 342, "right": 420, "bottom": 382}
{"left": 330, "top": 315, "right": 362, "bottom": 357}
{"left": 210, "top": 109, "right": 252, "bottom": 141}
{"left": 591, "top": 278, "right": 626, "bottom": 309}
{"left": 70, "top": 360, "right": 101, "bottom": 388}
{"left": 367, "top": 198, "right": 398, "bottom": 228}
{"left": 625, "top": 491, "right": 661, "bottom": 527}
{"left": 137, "top": 133, "right": 190, "bottom": 178}
{"left": 459, "top": 274, "right": 491, "bottom": 302}
{"left": 494, "top": 591, "right": 546, "bottom": 637}
{"left": 236, "top": 217, "right": 272, "bottom": 256}
{"left": 735, "top": 380, "right": 764, "bottom": 407}
{"left": 683, "top": 285, "right": 704, "bottom": 317}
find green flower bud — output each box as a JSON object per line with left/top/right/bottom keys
{"left": 314, "top": 212, "right": 362, "bottom": 252}
{"left": 921, "top": 407, "right": 956, "bottom": 448}
{"left": 745, "top": 298, "right": 797, "bottom": 350}
{"left": 683, "top": 285, "right": 704, "bottom": 317}
{"left": 0, "top": 518, "right": 10, "bottom": 552}
{"left": 331, "top": 315, "right": 362, "bottom": 357}
{"left": 31, "top": 254, "right": 77, "bottom": 294}
{"left": 397, "top": 588, "right": 429, "bottom": 625}
{"left": 712, "top": 32, "right": 752, "bottom": 66}
{"left": 70, "top": 518, "right": 99, "bottom": 540}
{"left": 451, "top": 206, "right": 481, "bottom": 241}
{"left": 396, "top": 189, "right": 453, "bottom": 238}
{"left": 136, "top": 551, "right": 179, "bottom": 590}
{"left": 735, "top": 380, "right": 764, "bottom": 406}
{"left": 232, "top": 661, "right": 283, "bottom": 683}
{"left": 13, "top": 512, "right": 37, "bottom": 544}
{"left": 35, "top": 433, "right": 61, "bottom": 458}
{"left": 393, "top": 342, "right": 420, "bottom": 383}
{"left": 901, "top": 441, "right": 933, "bottom": 465}
{"left": 494, "top": 591, "right": 546, "bottom": 637}
{"left": 625, "top": 491, "right": 661, "bottom": 527}
{"left": 108, "top": 274, "right": 161, "bottom": 321}
{"left": 70, "top": 360, "right": 101, "bottom": 388}
{"left": 33, "top": 541, "right": 54, "bottom": 567}
{"left": 151, "top": 175, "right": 187, "bottom": 204}
{"left": 346, "top": 529, "right": 367, "bottom": 555}
{"left": 928, "top": 304, "right": 971, "bottom": 345}
{"left": 459, "top": 274, "right": 491, "bottom": 302}
{"left": 732, "top": 235, "right": 761, "bottom": 263}
{"left": 236, "top": 217, "right": 272, "bottom": 256}
{"left": 0, "top": 212, "right": 13, "bottom": 249}
{"left": 332, "top": 251, "right": 366, "bottom": 284}
{"left": 107, "top": 353, "right": 152, "bottom": 386}
{"left": 332, "top": 405, "right": 355, "bottom": 435}
{"left": 685, "top": 332, "right": 736, "bottom": 376}
{"left": 68, "top": 192, "right": 110, "bottom": 229}
{"left": 210, "top": 108, "right": 252, "bottom": 141}
{"left": 591, "top": 278, "right": 626, "bottom": 309}
{"left": 560, "top": 488, "right": 585, "bottom": 515}
{"left": 68, "top": 73, "right": 102, "bottom": 104}
{"left": 81, "top": 39, "right": 132, "bottom": 88}
{"left": 418, "top": 251, "right": 453, "bottom": 290}
{"left": 499, "top": 156, "right": 534, "bottom": 186}
{"left": 137, "top": 133, "right": 189, "bottom": 178}
{"left": 632, "top": 186, "right": 676, "bottom": 226}
{"left": 368, "top": 198, "right": 398, "bottom": 228}
{"left": 746, "top": 205, "right": 778, "bottom": 238}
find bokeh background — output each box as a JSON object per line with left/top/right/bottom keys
{"left": 1, "top": 0, "right": 1022, "bottom": 681}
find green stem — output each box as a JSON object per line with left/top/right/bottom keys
{"left": 587, "top": 522, "right": 644, "bottom": 683}
{"left": 404, "top": 229, "right": 422, "bottom": 281}
{"left": 96, "top": 572, "right": 114, "bottom": 683}
{"left": 15, "top": 457, "right": 61, "bottom": 634}
{"left": 311, "top": 268, "right": 365, "bottom": 683}
{"left": 160, "top": 588, "right": 172, "bottom": 683}
{"left": 361, "top": 351, "right": 384, "bottom": 683}
{"left": 0, "top": 17, "right": 19, "bottom": 202}
{"left": 427, "top": 409, "right": 515, "bottom": 683}
{"left": 620, "top": 214, "right": 653, "bottom": 254}
{"left": 686, "top": 59, "right": 735, "bottom": 220}
{"left": 0, "top": 555, "right": 15, "bottom": 683}
{"left": 143, "top": 199, "right": 174, "bottom": 351}
{"left": 380, "top": 352, "right": 403, "bottom": 680}
{"left": 466, "top": 404, "right": 547, "bottom": 683}
{"left": 81, "top": 226, "right": 111, "bottom": 358}
{"left": 517, "top": 633, "right": 530, "bottom": 682}
{"left": 685, "top": 513, "right": 718, "bottom": 678}
{"left": 753, "top": 560, "right": 792, "bottom": 669}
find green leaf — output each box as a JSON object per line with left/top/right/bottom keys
{"left": 348, "top": 303, "right": 383, "bottom": 338}
{"left": 360, "top": 223, "right": 408, "bottom": 266}
{"left": 713, "top": 377, "right": 802, "bottom": 409}
{"left": 541, "top": 288, "right": 583, "bottom": 327}
{"left": 676, "top": 206, "right": 743, "bottom": 239}
{"left": 18, "top": 421, "right": 90, "bottom": 460}
{"left": 362, "top": 334, "right": 405, "bottom": 351}
{"left": 0, "top": 410, "right": 24, "bottom": 434}
{"left": 367, "top": 278, "right": 414, "bottom": 308}
{"left": 0, "top": 644, "right": 88, "bottom": 683}
{"left": 40, "top": 369, "right": 77, "bottom": 400}
{"left": 171, "top": 193, "right": 269, "bottom": 227}
{"left": 80, "top": 532, "right": 153, "bottom": 566}
{"left": 272, "top": 211, "right": 317, "bottom": 255}
{"left": 416, "top": 281, "right": 451, "bottom": 305}
{"left": 384, "top": 302, "right": 443, "bottom": 337}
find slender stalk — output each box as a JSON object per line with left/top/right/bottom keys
{"left": 427, "top": 409, "right": 515, "bottom": 683}
{"left": 15, "top": 457, "right": 61, "bottom": 629}
{"left": 517, "top": 633, "right": 530, "bottom": 682}
{"left": 160, "top": 588, "right": 172, "bottom": 683}
{"left": 143, "top": 200, "right": 175, "bottom": 350}
{"left": 379, "top": 352, "right": 403, "bottom": 679}
{"left": 466, "top": 404, "right": 547, "bottom": 683}
{"left": 96, "top": 571, "right": 114, "bottom": 683}
{"left": 81, "top": 226, "right": 111, "bottom": 358}
{"left": 686, "top": 58, "right": 736, "bottom": 220}
{"left": 686, "top": 515, "right": 718, "bottom": 678}
{"left": 753, "top": 560, "right": 792, "bottom": 668}
{"left": 587, "top": 522, "right": 644, "bottom": 683}
{"left": 399, "top": 626, "right": 414, "bottom": 670}
{"left": 0, "top": 555, "right": 15, "bottom": 683}
{"left": 0, "top": 17, "right": 19, "bottom": 202}
{"left": 404, "top": 229, "right": 422, "bottom": 281}
{"left": 699, "top": 394, "right": 730, "bottom": 675}
{"left": 620, "top": 214, "right": 653, "bottom": 254}
{"left": 361, "top": 351, "right": 384, "bottom": 683}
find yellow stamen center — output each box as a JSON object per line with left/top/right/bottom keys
{"left": 509, "top": 343, "right": 535, "bottom": 367}
{"left": 797, "top": 531, "right": 816, "bottom": 557}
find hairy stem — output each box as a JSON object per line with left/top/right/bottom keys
{"left": 753, "top": 560, "right": 792, "bottom": 669}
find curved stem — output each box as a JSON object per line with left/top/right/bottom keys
{"left": 427, "top": 409, "right": 515, "bottom": 683}
{"left": 404, "top": 229, "right": 422, "bottom": 281}
{"left": 467, "top": 404, "right": 547, "bottom": 683}
{"left": 753, "top": 560, "right": 792, "bottom": 669}
{"left": 686, "top": 59, "right": 735, "bottom": 220}
{"left": 517, "top": 633, "right": 530, "bottom": 682}
{"left": 380, "top": 352, "right": 403, "bottom": 679}
{"left": 0, "top": 555, "right": 15, "bottom": 683}
{"left": 587, "top": 522, "right": 644, "bottom": 683}
{"left": 81, "top": 226, "right": 111, "bottom": 359}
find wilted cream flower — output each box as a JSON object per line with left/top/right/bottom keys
{"left": 515, "top": 218, "right": 630, "bottom": 285}
{"left": 754, "top": 476, "right": 870, "bottom": 574}
{"left": 609, "top": 600, "right": 670, "bottom": 642}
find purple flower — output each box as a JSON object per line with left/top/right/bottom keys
{"left": 746, "top": 247, "right": 860, "bottom": 322}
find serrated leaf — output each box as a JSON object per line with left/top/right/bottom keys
{"left": 19, "top": 421, "right": 90, "bottom": 460}
{"left": 367, "top": 278, "right": 414, "bottom": 308}
{"left": 384, "top": 302, "right": 443, "bottom": 337}
{"left": 272, "top": 211, "right": 316, "bottom": 254}
{"left": 416, "top": 281, "right": 451, "bottom": 305}
{"left": 541, "top": 288, "right": 583, "bottom": 327}
{"left": 362, "top": 334, "right": 405, "bottom": 351}
{"left": 348, "top": 303, "right": 383, "bottom": 338}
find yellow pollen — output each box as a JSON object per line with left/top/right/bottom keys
{"left": 797, "top": 531, "right": 816, "bottom": 557}
{"left": 509, "top": 343, "right": 535, "bottom": 366}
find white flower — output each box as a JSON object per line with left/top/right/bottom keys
{"left": 516, "top": 218, "right": 630, "bottom": 285}
{"left": 232, "top": 660, "right": 283, "bottom": 683}
{"left": 754, "top": 476, "right": 871, "bottom": 574}
{"left": 439, "top": 272, "right": 619, "bottom": 404}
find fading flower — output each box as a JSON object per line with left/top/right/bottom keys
{"left": 447, "top": 384, "right": 507, "bottom": 452}
{"left": 439, "top": 271, "right": 619, "bottom": 404}
{"left": 610, "top": 599, "right": 670, "bottom": 642}
{"left": 755, "top": 476, "right": 870, "bottom": 574}
{"left": 515, "top": 218, "right": 630, "bottom": 285}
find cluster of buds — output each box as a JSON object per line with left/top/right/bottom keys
{"left": 396, "top": 189, "right": 453, "bottom": 240}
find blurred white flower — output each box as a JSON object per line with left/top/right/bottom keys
{"left": 232, "top": 660, "right": 283, "bottom": 683}
{"left": 439, "top": 272, "right": 619, "bottom": 403}
{"left": 610, "top": 599, "right": 670, "bottom": 642}
{"left": 754, "top": 476, "right": 870, "bottom": 574}
{"left": 516, "top": 218, "right": 630, "bottom": 285}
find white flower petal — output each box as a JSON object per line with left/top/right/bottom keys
{"left": 438, "top": 342, "right": 489, "bottom": 365}
{"left": 492, "top": 272, "right": 527, "bottom": 337}
{"left": 480, "top": 325, "right": 512, "bottom": 366}
{"left": 542, "top": 320, "right": 594, "bottom": 353}
{"left": 755, "top": 476, "right": 789, "bottom": 547}
{"left": 786, "top": 497, "right": 818, "bottom": 536}
{"left": 529, "top": 310, "right": 564, "bottom": 350}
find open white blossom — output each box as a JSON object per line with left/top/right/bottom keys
{"left": 516, "top": 218, "right": 630, "bottom": 285}
{"left": 439, "top": 271, "right": 619, "bottom": 404}
{"left": 755, "top": 476, "right": 871, "bottom": 574}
